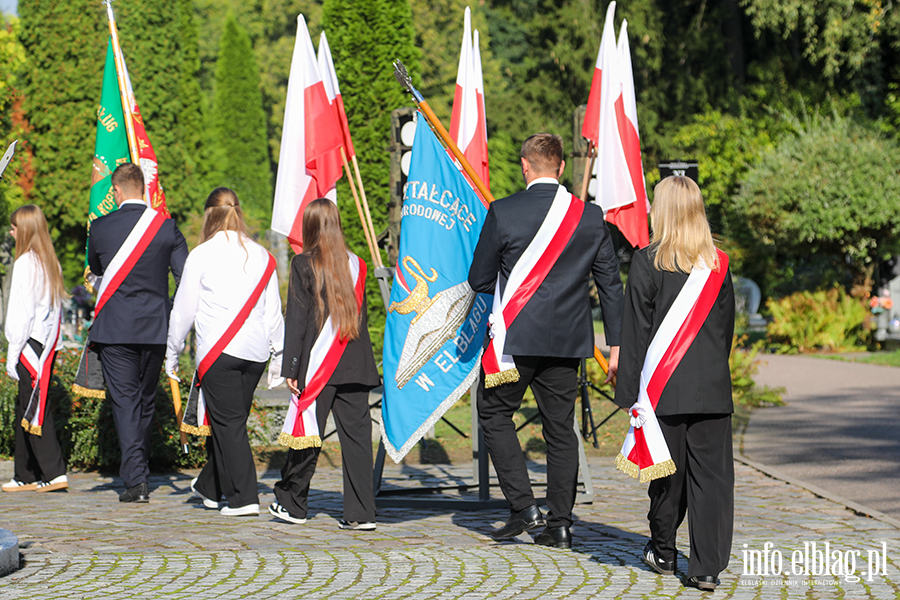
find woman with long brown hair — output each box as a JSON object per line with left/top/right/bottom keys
{"left": 614, "top": 176, "right": 735, "bottom": 591}
{"left": 166, "top": 187, "right": 284, "bottom": 517}
{"left": 2, "top": 205, "right": 68, "bottom": 493}
{"left": 270, "top": 198, "right": 380, "bottom": 529}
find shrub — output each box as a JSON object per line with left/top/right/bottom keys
{"left": 766, "top": 288, "right": 869, "bottom": 353}
{"left": 730, "top": 335, "right": 784, "bottom": 407}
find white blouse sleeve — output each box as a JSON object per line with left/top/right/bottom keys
{"left": 166, "top": 249, "right": 201, "bottom": 361}
{"left": 4, "top": 254, "right": 37, "bottom": 370}
{"left": 264, "top": 269, "right": 284, "bottom": 355}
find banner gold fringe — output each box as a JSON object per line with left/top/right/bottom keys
{"left": 278, "top": 432, "right": 322, "bottom": 450}
{"left": 20, "top": 419, "right": 42, "bottom": 436}
{"left": 72, "top": 384, "right": 106, "bottom": 399}
{"left": 180, "top": 422, "right": 211, "bottom": 436}
{"left": 615, "top": 454, "right": 677, "bottom": 483}
{"left": 484, "top": 368, "right": 520, "bottom": 389}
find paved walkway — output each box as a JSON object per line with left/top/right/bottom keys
{"left": 746, "top": 354, "right": 900, "bottom": 519}
{"left": 1, "top": 453, "right": 898, "bottom": 598}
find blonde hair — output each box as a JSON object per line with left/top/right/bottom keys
{"left": 649, "top": 176, "right": 719, "bottom": 273}
{"left": 199, "top": 187, "right": 250, "bottom": 251}
{"left": 301, "top": 198, "right": 360, "bottom": 341}
{"left": 10, "top": 205, "right": 67, "bottom": 305}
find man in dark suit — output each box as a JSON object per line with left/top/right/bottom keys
{"left": 88, "top": 163, "right": 188, "bottom": 502}
{"left": 468, "top": 133, "right": 624, "bottom": 548}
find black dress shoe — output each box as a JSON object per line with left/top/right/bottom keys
{"left": 119, "top": 482, "right": 150, "bottom": 503}
{"left": 534, "top": 525, "right": 571, "bottom": 549}
{"left": 642, "top": 541, "right": 675, "bottom": 575}
{"left": 491, "top": 505, "right": 545, "bottom": 540}
{"left": 687, "top": 575, "right": 718, "bottom": 591}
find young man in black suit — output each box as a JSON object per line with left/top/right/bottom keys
{"left": 88, "top": 163, "right": 188, "bottom": 502}
{"left": 468, "top": 133, "right": 624, "bottom": 548}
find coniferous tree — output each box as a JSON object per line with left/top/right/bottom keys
{"left": 18, "top": 0, "right": 106, "bottom": 284}
{"left": 208, "top": 13, "right": 272, "bottom": 228}
{"left": 322, "top": 0, "right": 420, "bottom": 354}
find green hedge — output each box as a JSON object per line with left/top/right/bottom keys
{"left": 766, "top": 288, "right": 869, "bottom": 354}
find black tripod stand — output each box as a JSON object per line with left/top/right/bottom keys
{"left": 577, "top": 357, "right": 620, "bottom": 448}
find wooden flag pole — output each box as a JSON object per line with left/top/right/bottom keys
{"left": 350, "top": 155, "right": 383, "bottom": 268}
{"left": 341, "top": 147, "right": 379, "bottom": 267}
{"left": 169, "top": 378, "right": 190, "bottom": 454}
{"left": 104, "top": 1, "right": 140, "bottom": 167}
{"left": 579, "top": 144, "right": 596, "bottom": 203}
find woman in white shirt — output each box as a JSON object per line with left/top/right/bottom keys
{"left": 2, "top": 205, "right": 68, "bottom": 493}
{"left": 166, "top": 188, "right": 284, "bottom": 517}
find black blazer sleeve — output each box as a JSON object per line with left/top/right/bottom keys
{"left": 613, "top": 248, "right": 656, "bottom": 409}
{"left": 592, "top": 222, "right": 624, "bottom": 347}
{"left": 468, "top": 204, "right": 501, "bottom": 294}
{"left": 282, "top": 255, "right": 314, "bottom": 382}
{"left": 169, "top": 224, "right": 189, "bottom": 287}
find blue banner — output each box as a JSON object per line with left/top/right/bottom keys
{"left": 381, "top": 113, "right": 491, "bottom": 462}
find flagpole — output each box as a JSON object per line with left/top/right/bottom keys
{"left": 104, "top": 1, "right": 140, "bottom": 166}
{"left": 350, "top": 155, "right": 383, "bottom": 267}
{"left": 342, "top": 148, "right": 379, "bottom": 267}
{"left": 579, "top": 144, "right": 596, "bottom": 203}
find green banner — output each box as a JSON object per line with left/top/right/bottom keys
{"left": 86, "top": 39, "right": 130, "bottom": 266}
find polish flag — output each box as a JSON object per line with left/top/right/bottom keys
{"left": 606, "top": 20, "right": 649, "bottom": 249}
{"left": 582, "top": 2, "right": 649, "bottom": 248}
{"left": 449, "top": 7, "right": 489, "bottom": 191}
{"left": 271, "top": 15, "right": 344, "bottom": 252}
{"left": 317, "top": 31, "right": 355, "bottom": 160}
{"left": 120, "top": 52, "right": 169, "bottom": 217}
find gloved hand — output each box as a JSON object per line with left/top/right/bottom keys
{"left": 267, "top": 352, "right": 284, "bottom": 389}
{"left": 165, "top": 353, "right": 180, "bottom": 383}
{"left": 629, "top": 402, "right": 647, "bottom": 429}
{"left": 6, "top": 361, "right": 18, "bottom": 381}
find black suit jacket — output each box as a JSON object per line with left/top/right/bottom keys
{"left": 88, "top": 203, "right": 188, "bottom": 345}
{"left": 468, "top": 182, "right": 624, "bottom": 357}
{"left": 614, "top": 246, "right": 735, "bottom": 415}
{"left": 281, "top": 253, "right": 380, "bottom": 388}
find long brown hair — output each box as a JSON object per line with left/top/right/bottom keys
{"left": 649, "top": 176, "right": 719, "bottom": 273}
{"left": 10, "top": 205, "right": 67, "bottom": 305}
{"left": 199, "top": 187, "right": 250, "bottom": 250}
{"left": 301, "top": 198, "right": 360, "bottom": 341}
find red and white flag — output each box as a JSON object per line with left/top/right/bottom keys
{"left": 271, "top": 15, "right": 344, "bottom": 253}
{"left": 120, "top": 51, "right": 170, "bottom": 218}
{"left": 582, "top": 2, "right": 649, "bottom": 249}
{"left": 317, "top": 31, "right": 355, "bottom": 161}
{"left": 449, "top": 7, "right": 489, "bottom": 190}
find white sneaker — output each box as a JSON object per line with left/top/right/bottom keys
{"left": 190, "top": 477, "right": 220, "bottom": 509}
{"left": 36, "top": 475, "right": 68, "bottom": 493}
{"left": 268, "top": 502, "right": 307, "bottom": 524}
{"left": 1, "top": 479, "right": 38, "bottom": 492}
{"left": 338, "top": 519, "right": 377, "bottom": 530}
{"left": 220, "top": 504, "right": 260, "bottom": 517}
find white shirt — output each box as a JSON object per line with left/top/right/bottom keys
{"left": 5, "top": 251, "right": 59, "bottom": 373}
{"left": 526, "top": 176, "right": 560, "bottom": 189}
{"left": 167, "top": 231, "right": 284, "bottom": 365}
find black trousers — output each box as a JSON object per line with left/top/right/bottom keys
{"left": 274, "top": 383, "right": 375, "bottom": 522}
{"left": 98, "top": 343, "right": 164, "bottom": 488}
{"left": 649, "top": 413, "right": 734, "bottom": 578}
{"left": 193, "top": 353, "right": 266, "bottom": 508}
{"left": 14, "top": 338, "right": 66, "bottom": 483}
{"left": 479, "top": 356, "right": 580, "bottom": 528}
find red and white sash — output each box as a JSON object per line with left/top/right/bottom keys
{"left": 482, "top": 185, "right": 584, "bottom": 388}
{"left": 94, "top": 207, "right": 167, "bottom": 316}
{"left": 180, "top": 252, "right": 277, "bottom": 436}
{"left": 616, "top": 249, "right": 729, "bottom": 482}
{"left": 20, "top": 307, "right": 62, "bottom": 436}
{"left": 278, "top": 252, "right": 366, "bottom": 450}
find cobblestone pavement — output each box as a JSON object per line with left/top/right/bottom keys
{"left": 0, "top": 455, "right": 898, "bottom": 599}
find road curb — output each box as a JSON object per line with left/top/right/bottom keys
{"left": 736, "top": 454, "right": 900, "bottom": 530}
{"left": 0, "top": 527, "right": 18, "bottom": 577}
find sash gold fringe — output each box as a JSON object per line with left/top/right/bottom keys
{"left": 615, "top": 454, "right": 677, "bottom": 483}
{"left": 180, "top": 422, "right": 211, "bottom": 436}
{"left": 72, "top": 384, "right": 106, "bottom": 399}
{"left": 278, "top": 432, "right": 322, "bottom": 450}
{"left": 21, "top": 419, "right": 42, "bottom": 436}
{"left": 484, "top": 368, "right": 520, "bottom": 389}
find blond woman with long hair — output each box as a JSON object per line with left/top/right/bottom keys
{"left": 2, "top": 205, "right": 68, "bottom": 493}
{"left": 614, "top": 176, "right": 735, "bottom": 591}
{"left": 166, "top": 188, "right": 284, "bottom": 517}
{"left": 270, "top": 198, "right": 380, "bottom": 529}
